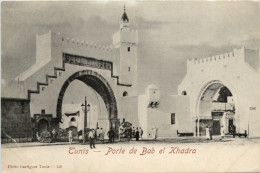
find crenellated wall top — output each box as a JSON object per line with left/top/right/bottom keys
{"left": 37, "top": 31, "right": 114, "bottom": 52}
{"left": 61, "top": 36, "right": 114, "bottom": 52}
{"left": 188, "top": 50, "right": 236, "bottom": 65}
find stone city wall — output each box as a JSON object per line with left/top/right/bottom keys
{"left": 1, "top": 98, "right": 33, "bottom": 143}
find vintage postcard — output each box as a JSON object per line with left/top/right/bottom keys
{"left": 1, "top": 1, "right": 260, "bottom": 172}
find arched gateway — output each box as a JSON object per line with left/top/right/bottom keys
{"left": 195, "top": 80, "right": 237, "bottom": 136}
{"left": 178, "top": 47, "right": 260, "bottom": 137}
{"left": 1, "top": 8, "right": 139, "bottom": 142}
{"left": 56, "top": 70, "right": 118, "bottom": 123}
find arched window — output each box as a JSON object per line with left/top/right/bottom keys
{"left": 70, "top": 117, "right": 76, "bottom": 122}
{"left": 182, "top": 91, "right": 187, "bottom": 95}
{"left": 123, "top": 91, "right": 128, "bottom": 97}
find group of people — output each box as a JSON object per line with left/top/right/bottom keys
{"left": 36, "top": 128, "right": 58, "bottom": 143}
{"left": 37, "top": 124, "right": 145, "bottom": 147}
{"left": 54, "top": 123, "right": 147, "bottom": 148}
{"left": 131, "top": 126, "right": 143, "bottom": 141}
{"left": 205, "top": 125, "right": 228, "bottom": 140}
{"left": 119, "top": 125, "right": 144, "bottom": 141}
{"left": 88, "top": 127, "right": 116, "bottom": 149}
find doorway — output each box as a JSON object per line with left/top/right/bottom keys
{"left": 213, "top": 120, "right": 220, "bottom": 135}
{"left": 228, "top": 119, "right": 234, "bottom": 134}
{"left": 38, "top": 119, "right": 49, "bottom": 135}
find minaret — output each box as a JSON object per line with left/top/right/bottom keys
{"left": 113, "top": 6, "right": 138, "bottom": 96}
{"left": 120, "top": 5, "right": 130, "bottom": 29}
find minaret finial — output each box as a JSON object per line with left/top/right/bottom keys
{"left": 121, "top": 4, "right": 129, "bottom": 22}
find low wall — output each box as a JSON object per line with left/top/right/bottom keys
{"left": 1, "top": 98, "right": 33, "bottom": 143}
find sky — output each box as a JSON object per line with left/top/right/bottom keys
{"left": 1, "top": 1, "right": 260, "bottom": 103}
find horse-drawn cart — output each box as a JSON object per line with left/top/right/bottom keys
{"left": 119, "top": 121, "right": 132, "bottom": 141}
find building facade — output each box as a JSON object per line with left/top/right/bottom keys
{"left": 1, "top": 9, "right": 138, "bottom": 142}
{"left": 178, "top": 47, "right": 260, "bottom": 137}
{"left": 125, "top": 47, "right": 260, "bottom": 139}
{"left": 1, "top": 8, "right": 260, "bottom": 143}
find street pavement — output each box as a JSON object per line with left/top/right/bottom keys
{"left": 2, "top": 136, "right": 260, "bottom": 173}
{"left": 2, "top": 136, "right": 259, "bottom": 148}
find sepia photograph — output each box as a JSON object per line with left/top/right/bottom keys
{"left": 1, "top": 1, "right": 260, "bottom": 172}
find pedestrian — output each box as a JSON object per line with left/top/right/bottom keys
{"left": 36, "top": 132, "right": 41, "bottom": 142}
{"left": 233, "top": 125, "right": 236, "bottom": 138}
{"left": 154, "top": 127, "right": 158, "bottom": 140}
{"left": 205, "top": 126, "right": 210, "bottom": 140}
{"left": 107, "top": 127, "right": 115, "bottom": 143}
{"left": 100, "top": 128, "right": 105, "bottom": 143}
{"left": 132, "top": 126, "right": 135, "bottom": 140}
{"left": 68, "top": 129, "right": 73, "bottom": 145}
{"left": 49, "top": 130, "right": 53, "bottom": 143}
{"left": 209, "top": 126, "right": 213, "bottom": 140}
{"left": 221, "top": 125, "right": 225, "bottom": 140}
{"left": 152, "top": 128, "right": 155, "bottom": 139}
{"left": 97, "top": 127, "right": 102, "bottom": 141}
{"left": 135, "top": 128, "right": 140, "bottom": 141}
{"left": 140, "top": 127, "right": 143, "bottom": 140}
{"left": 96, "top": 127, "right": 100, "bottom": 138}
{"left": 119, "top": 124, "right": 124, "bottom": 141}
{"left": 230, "top": 124, "right": 235, "bottom": 135}
{"left": 88, "top": 129, "right": 96, "bottom": 149}
{"left": 129, "top": 127, "right": 132, "bottom": 139}
{"left": 52, "top": 128, "right": 57, "bottom": 142}
{"left": 127, "top": 128, "right": 131, "bottom": 142}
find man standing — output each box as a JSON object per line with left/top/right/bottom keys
{"left": 52, "top": 128, "right": 57, "bottom": 142}
{"left": 119, "top": 124, "right": 124, "bottom": 141}
{"left": 107, "top": 128, "right": 115, "bottom": 143}
{"left": 209, "top": 126, "right": 213, "bottom": 140}
{"left": 100, "top": 128, "right": 105, "bottom": 143}
{"left": 68, "top": 129, "right": 73, "bottom": 145}
{"left": 135, "top": 128, "right": 140, "bottom": 141}
{"left": 140, "top": 127, "right": 143, "bottom": 140}
{"left": 132, "top": 126, "right": 135, "bottom": 140}
{"left": 205, "top": 126, "right": 210, "bottom": 140}
{"left": 154, "top": 127, "right": 158, "bottom": 140}
{"left": 220, "top": 125, "right": 225, "bottom": 140}
{"left": 88, "top": 129, "right": 96, "bottom": 149}
{"left": 96, "top": 127, "right": 101, "bottom": 139}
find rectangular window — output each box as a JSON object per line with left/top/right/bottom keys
{"left": 128, "top": 47, "right": 130, "bottom": 52}
{"left": 171, "top": 113, "right": 175, "bottom": 124}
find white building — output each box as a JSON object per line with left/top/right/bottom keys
{"left": 178, "top": 47, "right": 260, "bottom": 137}
{"left": 120, "top": 47, "right": 260, "bottom": 139}
{"left": 1, "top": 7, "right": 260, "bottom": 142}
{"left": 61, "top": 103, "right": 105, "bottom": 131}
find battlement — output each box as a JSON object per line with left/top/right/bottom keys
{"left": 36, "top": 31, "right": 113, "bottom": 52}
{"left": 188, "top": 50, "right": 235, "bottom": 65}
{"left": 60, "top": 36, "right": 114, "bottom": 52}
{"left": 186, "top": 47, "right": 260, "bottom": 73}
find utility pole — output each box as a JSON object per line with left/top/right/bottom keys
{"left": 82, "top": 97, "right": 87, "bottom": 144}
